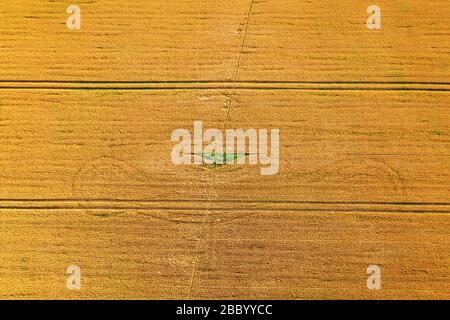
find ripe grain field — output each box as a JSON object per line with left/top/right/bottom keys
{"left": 0, "top": 0, "right": 449, "bottom": 299}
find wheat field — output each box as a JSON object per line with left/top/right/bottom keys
{"left": 0, "top": 0, "right": 449, "bottom": 299}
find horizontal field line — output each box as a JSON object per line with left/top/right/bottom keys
{"left": 0, "top": 206, "right": 449, "bottom": 214}
{"left": 2, "top": 88, "right": 449, "bottom": 92}
{"left": 0, "top": 81, "right": 449, "bottom": 91}
{"left": 0, "top": 199, "right": 449, "bottom": 206}
{"left": 0, "top": 201, "right": 450, "bottom": 214}
{"left": 1, "top": 80, "right": 450, "bottom": 84}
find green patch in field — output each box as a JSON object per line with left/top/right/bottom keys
{"left": 94, "top": 212, "right": 113, "bottom": 218}
{"left": 431, "top": 130, "right": 445, "bottom": 136}
{"left": 194, "top": 150, "right": 250, "bottom": 166}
